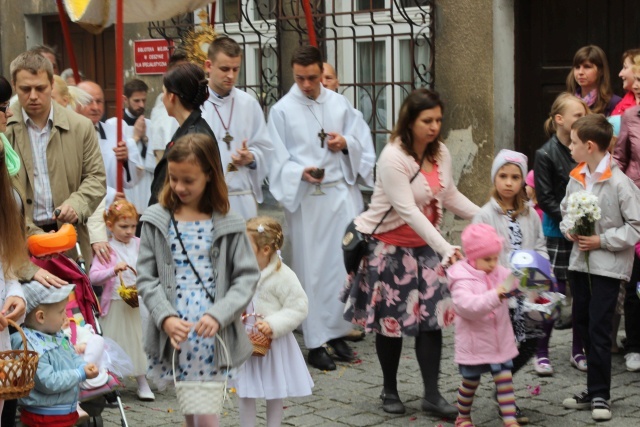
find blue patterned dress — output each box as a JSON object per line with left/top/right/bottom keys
{"left": 148, "top": 220, "right": 223, "bottom": 390}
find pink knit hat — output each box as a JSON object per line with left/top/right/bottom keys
{"left": 525, "top": 170, "right": 535, "bottom": 188}
{"left": 461, "top": 223, "right": 504, "bottom": 261}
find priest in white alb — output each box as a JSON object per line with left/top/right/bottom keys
{"left": 106, "top": 79, "right": 154, "bottom": 216}
{"left": 202, "top": 37, "right": 272, "bottom": 219}
{"left": 268, "top": 46, "right": 373, "bottom": 371}
{"left": 322, "top": 61, "right": 376, "bottom": 214}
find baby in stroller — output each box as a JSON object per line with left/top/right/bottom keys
{"left": 62, "top": 312, "right": 133, "bottom": 390}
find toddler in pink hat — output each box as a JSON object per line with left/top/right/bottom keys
{"left": 447, "top": 223, "right": 521, "bottom": 427}
{"left": 525, "top": 171, "right": 543, "bottom": 220}
{"left": 461, "top": 223, "right": 505, "bottom": 270}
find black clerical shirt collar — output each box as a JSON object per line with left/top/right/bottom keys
{"left": 96, "top": 122, "right": 106, "bottom": 139}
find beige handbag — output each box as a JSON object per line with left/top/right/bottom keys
{"left": 172, "top": 334, "right": 231, "bottom": 415}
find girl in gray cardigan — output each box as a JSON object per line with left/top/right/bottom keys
{"left": 137, "top": 134, "right": 259, "bottom": 427}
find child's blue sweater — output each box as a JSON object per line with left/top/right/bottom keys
{"left": 11, "top": 327, "right": 87, "bottom": 416}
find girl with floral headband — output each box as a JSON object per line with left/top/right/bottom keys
{"left": 89, "top": 199, "right": 155, "bottom": 402}
{"left": 234, "top": 216, "right": 313, "bottom": 427}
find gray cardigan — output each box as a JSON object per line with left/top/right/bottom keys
{"left": 473, "top": 198, "right": 548, "bottom": 268}
{"left": 136, "top": 204, "right": 259, "bottom": 369}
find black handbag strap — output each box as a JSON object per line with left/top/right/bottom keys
{"left": 170, "top": 213, "right": 216, "bottom": 303}
{"left": 371, "top": 152, "right": 426, "bottom": 235}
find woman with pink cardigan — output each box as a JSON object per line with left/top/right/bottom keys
{"left": 342, "top": 89, "right": 480, "bottom": 418}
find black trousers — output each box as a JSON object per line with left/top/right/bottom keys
{"left": 571, "top": 271, "right": 619, "bottom": 400}
{"left": 624, "top": 255, "right": 640, "bottom": 353}
{"left": 1, "top": 398, "right": 17, "bottom": 427}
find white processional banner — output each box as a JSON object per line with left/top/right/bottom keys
{"left": 62, "top": 0, "right": 216, "bottom": 32}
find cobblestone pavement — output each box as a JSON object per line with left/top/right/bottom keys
{"left": 101, "top": 326, "right": 639, "bottom": 426}
{"left": 98, "top": 196, "right": 640, "bottom": 426}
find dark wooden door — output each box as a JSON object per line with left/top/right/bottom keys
{"left": 42, "top": 16, "right": 117, "bottom": 119}
{"left": 515, "top": 0, "right": 640, "bottom": 167}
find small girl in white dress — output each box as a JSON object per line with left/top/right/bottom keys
{"left": 89, "top": 200, "right": 154, "bottom": 401}
{"left": 236, "top": 216, "right": 313, "bottom": 427}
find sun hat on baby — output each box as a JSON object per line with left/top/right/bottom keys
{"left": 461, "top": 223, "right": 504, "bottom": 261}
{"left": 491, "top": 149, "right": 528, "bottom": 183}
{"left": 22, "top": 281, "right": 75, "bottom": 315}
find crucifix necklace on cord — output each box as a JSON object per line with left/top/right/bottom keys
{"left": 212, "top": 98, "right": 235, "bottom": 150}
{"left": 306, "top": 104, "right": 326, "bottom": 148}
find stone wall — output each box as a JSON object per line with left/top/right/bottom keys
{"left": 433, "top": 0, "right": 510, "bottom": 244}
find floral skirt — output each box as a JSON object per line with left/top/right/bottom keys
{"left": 341, "top": 239, "right": 451, "bottom": 337}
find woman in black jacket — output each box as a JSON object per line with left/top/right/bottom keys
{"left": 149, "top": 63, "right": 221, "bottom": 206}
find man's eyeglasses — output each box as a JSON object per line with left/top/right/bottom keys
{"left": 0, "top": 103, "right": 9, "bottom": 114}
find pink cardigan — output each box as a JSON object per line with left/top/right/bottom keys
{"left": 355, "top": 139, "right": 480, "bottom": 261}
{"left": 447, "top": 260, "right": 519, "bottom": 365}
{"left": 89, "top": 237, "right": 139, "bottom": 316}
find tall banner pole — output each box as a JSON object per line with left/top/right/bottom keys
{"left": 56, "top": 0, "right": 82, "bottom": 83}
{"left": 301, "top": 0, "right": 317, "bottom": 47}
{"left": 115, "top": 0, "right": 124, "bottom": 193}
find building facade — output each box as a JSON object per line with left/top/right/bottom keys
{"left": 2, "top": 0, "right": 639, "bottom": 240}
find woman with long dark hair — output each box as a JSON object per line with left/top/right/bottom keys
{"left": 149, "top": 63, "right": 221, "bottom": 206}
{"left": 566, "top": 45, "right": 621, "bottom": 116}
{"left": 342, "top": 89, "right": 479, "bottom": 418}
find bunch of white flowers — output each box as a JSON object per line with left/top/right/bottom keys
{"left": 564, "top": 190, "right": 601, "bottom": 289}
{"left": 563, "top": 190, "right": 601, "bottom": 235}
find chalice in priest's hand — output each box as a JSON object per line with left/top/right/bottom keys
{"left": 310, "top": 168, "right": 325, "bottom": 196}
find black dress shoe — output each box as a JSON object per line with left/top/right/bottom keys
{"left": 380, "top": 389, "right": 406, "bottom": 414}
{"left": 327, "top": 338, "right": 354, "bottom": 361}
{"left": 308, "top": 347, "right": 336, "bottom": 371}
{"left": 554, "top": 317, "right": 572, "bottom": 330}
{"left": 421, "top": 395, "right": 457, "bottom": 418}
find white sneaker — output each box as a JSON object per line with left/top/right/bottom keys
{"left": 591, "top": 397, "right": 612, "bottom": 421}
{"left": 625, "top": 352, "right": 640, "bottom": 371}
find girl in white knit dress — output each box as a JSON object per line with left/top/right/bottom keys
{"left": 89, "top": 200, "right": 154, "bottom": 401}
{"left": 236, "top": 216, "right": 313, "bottom": 427}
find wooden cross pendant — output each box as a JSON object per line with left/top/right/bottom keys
{"left": 318, "top": 129, "right": 327, "bottom": 148}
{"left": 223, "top": 132, "right": 233, "bottom": 150}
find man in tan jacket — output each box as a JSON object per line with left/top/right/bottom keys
{"left": 5, "top": 51, "right": 106, "bottom": 276}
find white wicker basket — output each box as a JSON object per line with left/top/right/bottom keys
{"left": 172, "top": 334, "right": 230, "bottom": 415}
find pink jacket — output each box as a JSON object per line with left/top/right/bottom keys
{"left": 446, "top": 260, "right": 518, "bottom": 365}
{"left": 89, "top": 237, "right": 139, "bottom": 316}
{"left": 614, "top": 106, "right": 640, "bottom": 189}
{"left": 355, "top": 139, "right": 479, "bottom": 261}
